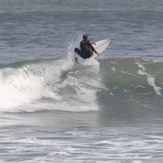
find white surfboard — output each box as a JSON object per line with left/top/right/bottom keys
{"left": 92, "top": 39, "right": 110, "bottom": 55}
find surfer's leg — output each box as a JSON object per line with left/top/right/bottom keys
{"left": 74, "top": 48, "right": 86, "bottom": 59}
{"left": 85, "top": 52, "right": 92, "bottom": 59}
{"left": 74, "top": 48, "right": 81, "bottom": 54}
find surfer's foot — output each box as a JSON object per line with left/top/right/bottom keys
{"left": 74, "top": 48, "right": 77, "bottom": 53}
{"left": 75, "top": 57, "right": 78, "bottom": 63}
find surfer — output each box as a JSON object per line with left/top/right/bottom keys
{"left": 74, "top": 34, "right": 99, "bottom": 59}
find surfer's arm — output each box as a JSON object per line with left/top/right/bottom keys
{"left": 92, "top": 47, "right": 99, "bottom": 55}
{"left": 94, "top": 50, "right": 99, "bottom": 55}
{"left": 89, "top": 42, "right": 99, "bottom": 55}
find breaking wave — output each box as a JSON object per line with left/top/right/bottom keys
{"left": 0, "top": 56, "right": 101, "bottom": 112}
{"left": 0, "top": 57, "right": 163, "bottom": 113}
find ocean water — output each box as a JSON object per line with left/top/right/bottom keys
{"left": 0, "top": 0, "right": 163, "bottom": 162}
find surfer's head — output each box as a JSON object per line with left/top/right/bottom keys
{"left": 83, "top": 34, "right": 88, "bottom": 41}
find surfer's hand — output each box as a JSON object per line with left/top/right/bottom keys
{"left": 96, "top": 51, "right": 99, "bottom": 55}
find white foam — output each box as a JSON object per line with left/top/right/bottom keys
{"left": 0, "top": 55, "right": 101, "bottom": 112}
{"left": 0, "top": 67, "right": 43, "bottom": 109}
{"left": 136, "top": 62, "right": 162, "bottom": 96}
{"left": 111, "top": 67, "right": 116, "bottom": 73}
{"left": 133, "top": 161, "right": 143, "bottom": 163}
{"left": 0, "top": 59, "right": 74, "bottom": 112}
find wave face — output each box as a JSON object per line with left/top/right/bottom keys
{"left": 98, "top": 58, "right": 163, "bottom": 121}
{"left": 0, "top": 57, "right": 163, "bottom": 113}
{"left": 100, "top": 58, "right": 163, "bottom": 95}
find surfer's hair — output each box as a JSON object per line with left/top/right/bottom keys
{"left": 83, "top": 34, "right": 88, "bottom": 40}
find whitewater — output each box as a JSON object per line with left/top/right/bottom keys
{"left": 0, "top": 0, "right": 163, "bottom": 162}
{"left": 0, "top": 54, "right": 101, "bottom": 112}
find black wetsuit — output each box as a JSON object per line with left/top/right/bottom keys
{"left": 74, "top": 40, "right": 94, "bottom": 59}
